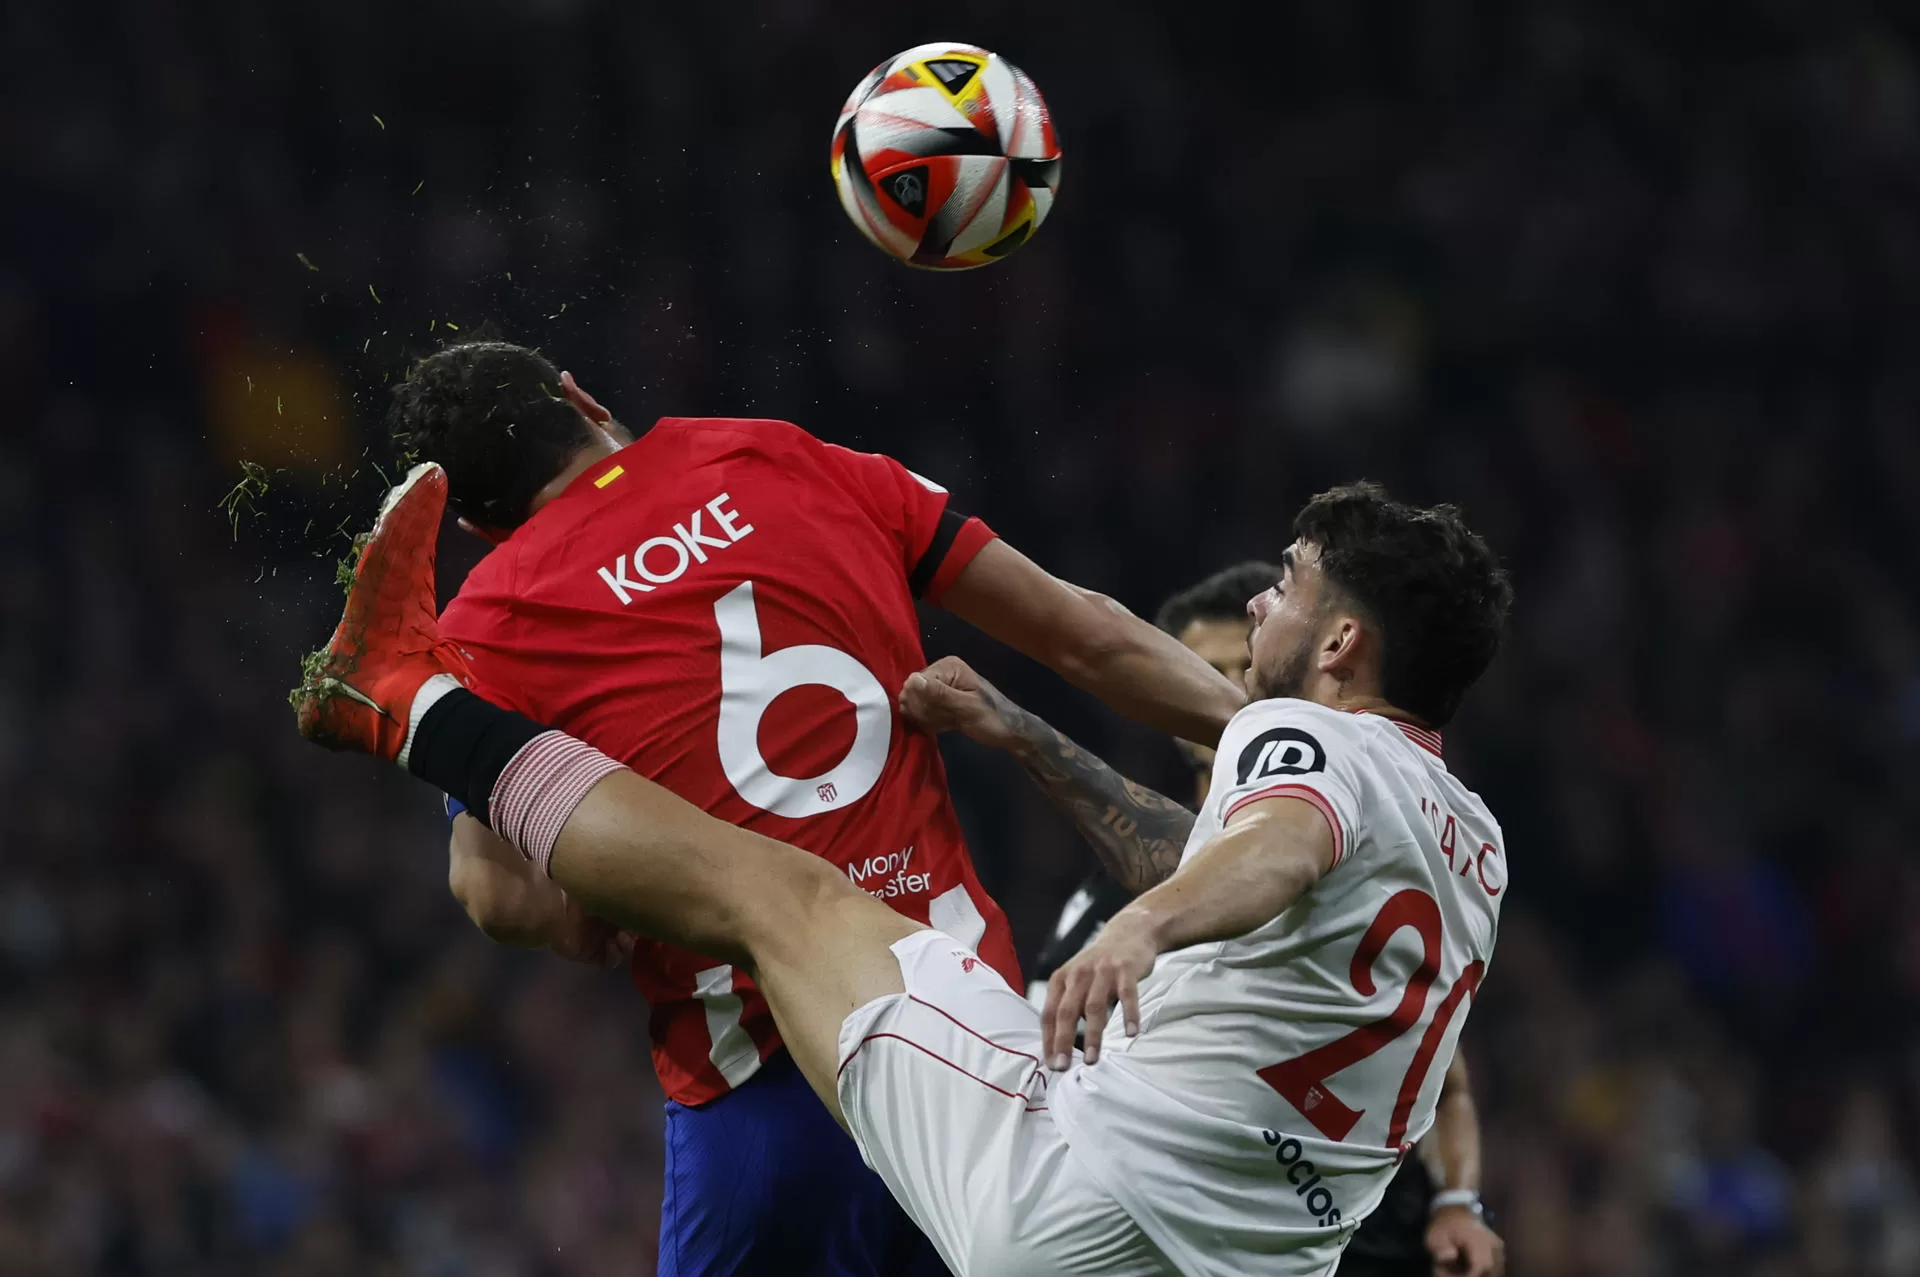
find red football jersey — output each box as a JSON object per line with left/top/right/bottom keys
{"left": 439, "top": 417, "right": 1018, "bottom": 1105}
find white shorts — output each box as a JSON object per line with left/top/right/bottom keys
{"left": 835, "top": 929, "right": 1174, "bottom": 1277}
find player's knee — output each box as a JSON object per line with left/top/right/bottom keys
{"left": 795, "top": 861, "right": 879, "bottom": 946}
{"left": 733, "top": 846, "right": 857, "bottom": 944}
{"left": 734, "top": 850, "right": 911, "bottom": 988}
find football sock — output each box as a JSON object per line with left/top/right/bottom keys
{"left": 402, "top": 681, "right": 623, "bottom": 873}
{"left": 489, "top": 732, "right": 625, "bottom": 878}
{"left": 402, "top": 682, "right": 547, "bottom": 823}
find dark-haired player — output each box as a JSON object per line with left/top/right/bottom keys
{"left": 908, "top": 556, "right": 1504, "bottom": 1277}
{"left": 382, "top": 341, "right": 1244, "bottom": 1275}
{"left": 297, "top": 473, "right": 1512, "bottom": 1276}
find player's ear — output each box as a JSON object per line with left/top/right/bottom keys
{"left": 1319, "top": 616, "right": 1363, "bottom": 671}
{"left": 559, "top": 371, "right": 612, "bottom": 425}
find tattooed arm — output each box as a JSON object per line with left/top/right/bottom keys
{"left": 900, "top": 656, "right": 1195, "bottom": 895}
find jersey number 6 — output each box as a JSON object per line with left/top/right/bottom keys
{"left": 1257, "top": 889, "right": 1484, "bottom": 1150}
{"left": 714, "top": 581, "right": 892, "bottom": 818}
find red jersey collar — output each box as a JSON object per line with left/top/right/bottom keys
{"left": 1394, "top": 720, "right": 1445, "bottom": 758}
{"left": 509, "top": 432, "right": 661, "bottom": 541}
{"left": 555, "top": 433, "right": 656, "bottom": 505}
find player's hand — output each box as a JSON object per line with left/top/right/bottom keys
{"left": 1041, "top": 908, "right": 1156, "bottom": 1069}
{"left": 548, "top": 894, "right": 638, "bottom": 970}
{"left": 1426, "top": 1207, "right": 1504, "bottom": 1277}
{"left": 899, "top": 656, "right": 1023, "bottom": 753}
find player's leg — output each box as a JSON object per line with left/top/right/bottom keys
{"left": 547, "top": 772, "right": 1160, "bottom": 1273}
{"left": 333, "top": 700, "right": 1141, "bottom": 1271}
{"left": 457, "top": 740, "right": 1143, "bottom": 1273}
{"left": 540, "top": 766, "right": 920, "bottom": 1115}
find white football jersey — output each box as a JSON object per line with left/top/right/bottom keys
{"left": 1049, "top": 697, "right": 1506, "bottom": 1276}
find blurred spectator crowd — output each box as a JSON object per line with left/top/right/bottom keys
{"left": 4, "top": 1, "right": 1920, "bottom": 1274}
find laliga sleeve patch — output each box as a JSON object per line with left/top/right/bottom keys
{"left": 1236, "top": 727, "right": 1327, "bottom": 784}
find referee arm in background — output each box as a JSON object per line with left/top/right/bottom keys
{"left": 1420, "top": 1052, "right": 1503, "bottom": 1277}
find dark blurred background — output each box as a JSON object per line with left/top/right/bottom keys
{"left": 6, "top": 1, "right": 1920, "bottom": 1273}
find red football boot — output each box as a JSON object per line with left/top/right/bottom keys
{"left": 292, "top": 462, "right": 473, "bottom": 761}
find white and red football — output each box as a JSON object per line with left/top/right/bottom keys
{"left": 830, "top": 43, "right": 1063, "bottom": 271}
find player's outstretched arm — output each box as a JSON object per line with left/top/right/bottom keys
{"left": 938, "top": 540, "right": 1245, "bottom": 747}
{"left": 1041, "top": 794, "right": 1334, "bottom": 1068}
{"left": 900, "top": 656, "right": 1193, "bottom": 894}
{"left": 449, "top": 814, "right": 633, "bottom": 968}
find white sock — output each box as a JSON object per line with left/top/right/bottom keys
{"left": 396, "top": 672, "right": 463, "bottom": 771}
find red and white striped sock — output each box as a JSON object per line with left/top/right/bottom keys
{"left": 487, "top": 731, "right": 625, "bottom": 877}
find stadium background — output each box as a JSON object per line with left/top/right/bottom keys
{"left": 5, "top": 1, "right": 1919, "bottom": 1273}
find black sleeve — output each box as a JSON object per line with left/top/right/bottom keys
{"left": 908, "top": 506, "right": 969, "bottom": 598}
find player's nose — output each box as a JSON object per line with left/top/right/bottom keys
{"left": 1247, "top": 589, "right": 1271, "bottom": 624}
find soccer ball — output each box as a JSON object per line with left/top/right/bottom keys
{"left": 831, "top": 43, "right": 1063, "bottom": 271}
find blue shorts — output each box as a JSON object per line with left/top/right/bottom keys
{"left": 659, "top": 1050, "right": 947, "bottom": 1276}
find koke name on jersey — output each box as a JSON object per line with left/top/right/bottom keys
{"left": 596, "top": 492, "right": 754, "bottom": 604}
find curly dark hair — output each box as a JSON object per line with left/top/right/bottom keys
{"left": 1293, "top": 481, "right": 1511, "bottom": 727}
{"left": 1154, "top": 561, "right": 1283, "bottom": 636}
{"left": 388, "top": 339, "right": 595, "bottom": 528}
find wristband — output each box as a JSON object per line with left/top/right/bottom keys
{"left": 1429, "top": 1189, "right": 1484, "bottom": 1218}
